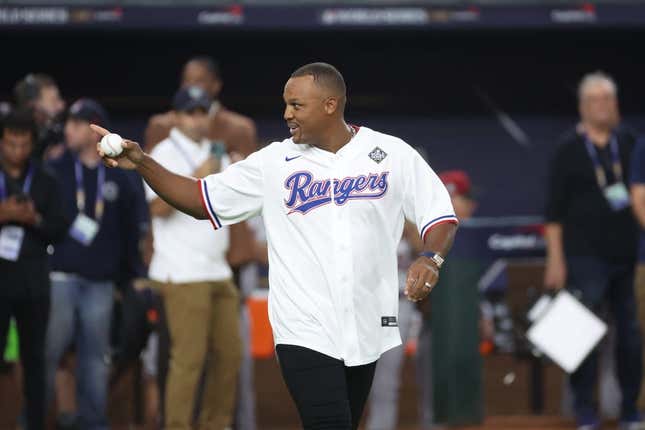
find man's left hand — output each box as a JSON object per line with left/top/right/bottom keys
{"left": 404, "top": 256, "right": 439, "bottom": 302}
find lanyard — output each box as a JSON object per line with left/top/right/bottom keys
{"left": 584, "top": 136, "right": 623, "bottom": 189}
{"left": 0, "top": 164, "right": 34, "bottom": 201}
{"left": 170, "top": 137, "right": 197, "bottom": 171}
{"left": 74, "top": 158, "right": 105, "bottom": 221}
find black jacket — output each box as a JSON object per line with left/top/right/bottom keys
{"left": 545, "top": 126, "right": 639, "bottom": 263}
{"left": 0, "top": 161, "right": 70, "bottom": 299}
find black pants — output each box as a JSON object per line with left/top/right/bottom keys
{"left": 276, "top": 344, "right": 377, "bottom": 430}
{"left": 567, "top": 256, "right": 642, "bottom": 420}
{"left": 0, "top": 296, "right": 50, "bottom": 430}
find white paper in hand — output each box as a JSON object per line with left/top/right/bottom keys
{"left": 527, "top": 290, "right": 607, "bottom": 373}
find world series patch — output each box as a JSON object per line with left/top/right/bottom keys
{"left": 368, "top": 147, "right": 388, "bottom": 163}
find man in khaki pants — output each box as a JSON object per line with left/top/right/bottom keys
{"left": 145, "top": 86, "right": 241, "bottom": 429}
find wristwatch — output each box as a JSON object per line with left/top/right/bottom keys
{"left": 420, "top": 251, "right": 444, "bottom": 269}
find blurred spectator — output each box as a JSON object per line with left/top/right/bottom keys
{"left": 630, "top": 138, "right": 645, "bottom": 411}
{"left": 417, "top": 169, "right": 479, "bottom": 430}
{"left": 13, "top": 74, "right": 65, "bottom": 159}
{"left": 143, "top": 55, "right": 257, "bottom": 270}
{"left": 435, "top": 172, "right": 487, "bottom": 348}
{"left": 544, "top": 72, "right": 642, "bottom": 430}
{"left": 366, "top": 169, "right": 477, "bottom": 430}
{"left": 0, "top": 101, "right": 12, "bottom": 126}
{"left": 0, "top": 110, "right": 69, "bottom": 430}
{"left": 45, "top": 99, "right": 142, "bottom": 429}
{"left": 145, "top": 86, "right": 241, "bottom": 430}
{"left": 365, "top": 220, "right": 423, "bottom": 430}
{"left": 236, "top": 215, "right": 269, "bottom": 430}
{"left": 144, "top": 56, "right": 257, "bottom": 157}
{"left": 141, "top": 58, "right": 257, "bottom": 425}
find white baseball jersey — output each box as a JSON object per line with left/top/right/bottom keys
{"left": 199, "top": 125, "right": 457, "bottom": 366}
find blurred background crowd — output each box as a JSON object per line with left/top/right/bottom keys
{"left": 3, "top": 0, "right": 645, "bottom": 429}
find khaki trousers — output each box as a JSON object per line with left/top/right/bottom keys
{"left": 157, "top": 280, "right": 242, "bottom": 430}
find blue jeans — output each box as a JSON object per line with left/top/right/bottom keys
{"left": 567, "top": 256, "right": 642, "bottom": 421}
{"left": 45, "top": 273, "right": 114, "bottom": 430}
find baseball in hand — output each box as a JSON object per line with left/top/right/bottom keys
{"left": 99, "top": 133, "right": 123, "bottom": 157}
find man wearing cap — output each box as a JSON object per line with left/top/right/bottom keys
{"left": 416, "top": 170, "right": 478, "bottom": 430}
{"left": 144, "top": 56, "right": 258, "bottom": 275}
{"left": 145, "top": 86, "right": 241, "bottom": 430}
{"left": 144, "top": 56, "right": 256, "bottom": 157}
{"left": 438, "top": 170, "right": 477, "bottom": 221}
{"left": 45, "top": 99, "right": 144, "bottom": 429}
{"left": 363, "top": 169, "right": 476, "bottom": 430}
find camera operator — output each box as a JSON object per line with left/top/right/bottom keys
{"left": 13, "top": 74, "right": 66, "bottom": 160}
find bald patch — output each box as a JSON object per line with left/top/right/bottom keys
{"left": 578, "top": 71, "right": 617, "bottom": 101}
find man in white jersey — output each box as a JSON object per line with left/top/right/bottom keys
{"left": 93, "top": 62, "right": 458, "bottom": 430}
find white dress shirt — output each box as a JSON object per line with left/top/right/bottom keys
{"left": 146, "top": 128, "right": 232, "bottom": 283}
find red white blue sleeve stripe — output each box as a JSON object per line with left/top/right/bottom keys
{"left": 420, "top": 215, "right": 459, "bottom": 241}
{"left": 198, "top": 179, "right": 222, "bottom": 230}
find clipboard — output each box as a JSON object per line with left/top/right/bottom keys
{"left": 526, "top": 290, "right": 607, "bottom": 373}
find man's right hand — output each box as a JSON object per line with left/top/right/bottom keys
{"left": 0, "top": 197, "right": 40, "bottom": 225}
{"left": 193, "top": 156, "right": 221, "bottom": 178}
{"left": 91, "top": 124, "right": 144, "bottom": 170}
{"left": 91, "top": 125, "right": 208, "bottom": 221}
{"left": 544, "top": 255, "right": 567, "bottom": 290}
{"left": 0, "top": 197, "right": 24, "bottom": 223}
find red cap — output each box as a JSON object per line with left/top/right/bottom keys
{"left": 439, "top": 170, "right": 471, "bottom": 197}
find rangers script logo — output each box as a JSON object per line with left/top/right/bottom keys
{"left": 284, "top": 171, "right": 389, "bottom": 214}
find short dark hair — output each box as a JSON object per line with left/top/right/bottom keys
{"left": 186, "top": 56, "right": 221, "bottom": 80}
{"left": 14, "top": 73, "right": 57, "bottom": 108}
{"left": 290, "top": 62, "right": 346, "bottom": 97}
{"left": 2, "top": 109, "right": 37, "bottom": 141}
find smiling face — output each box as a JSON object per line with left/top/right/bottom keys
{"left": 283, "top": 75, "right": 339, "bottom": 145}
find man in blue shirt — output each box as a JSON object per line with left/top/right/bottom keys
{"left": 45, "top": 99, "right": 143, "bottom": 430}
{"left": 630, "top": 138, "right": 645, "bottom": 414}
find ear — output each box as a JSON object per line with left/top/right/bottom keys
{"left": 323, "top": 96, "right": 339, "bottom": 115}
{"left": 578, "top": 100, "right": 586, "bottom": 118}
{"left": 210, "top": 79, "right": 223, "bottom": 98}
